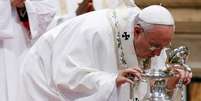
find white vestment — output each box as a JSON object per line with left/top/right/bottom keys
{"left": 18, "top": 7, "right": 167, "bottom": 101}
{"left": 0, "top": 0, "right": 14, "bottom": 39}
{"left": 25, "top": 0, "right": 56, "bottom": 42}
{"left": 0, "top": 0, "right": 65, "bottom": 100}
{"left": 0, "top": 0, "right": 28, "bottom": 101}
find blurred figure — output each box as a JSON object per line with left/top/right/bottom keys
{"left": 0, "top": 0, "right": 56, "bottom": 101}
{"left": 0, "top": 0, "right": 28, "bottom": 101}
{"left": 47, "top": 0, "right": 94, "bottom": 30}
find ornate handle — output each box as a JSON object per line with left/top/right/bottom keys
{"left": 166, "top": 46, "right": 190, "bottom": 101}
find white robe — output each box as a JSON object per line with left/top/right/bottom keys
{"left": 0, "top": 0, "right": 62, "bottom": 100}
{"left": 0, "top": 0, "right": 14, "bottom": 39}
{"left": 0, "top": 0, "right": 28, "bottom": 101}
{"left": 18, "top": 7, "right": 167, "bottom": 101}
{"left": 25, "top": 0, "right": 56, "bottom": 42}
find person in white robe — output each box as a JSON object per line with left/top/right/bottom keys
{"left": 1, "top": 0, "right": 62, "bottom": 100}
{"left": 9, "top": 0, "right": 58, "bottom": 45}
{"left": 18, "top": 5, "right": 192, "bottom": 101}
{"left": 92, "top": 0, "right": 173, "bottom": 99}
{"left": 0, "top": 0, "right": 29, "bottom": 101}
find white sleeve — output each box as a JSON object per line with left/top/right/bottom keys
{"left": 52, "top": 29, "right": 118, "bottom": 101}
{"left": 0, "top": 0, "right": 14, "bottom": 39}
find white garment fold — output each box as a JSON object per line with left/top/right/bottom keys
{"left": 0, "top": 0, "right": 14, "bottom": 39}
{"left": 25, "top": 0, "right": 56, "bottom": 41}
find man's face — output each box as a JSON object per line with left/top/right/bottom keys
{"left": 134, "top": 25, "right": 173, "bottom": 58}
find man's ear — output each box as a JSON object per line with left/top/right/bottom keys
{"left": 134, "top": 24, "right": 142, "bottom": 38}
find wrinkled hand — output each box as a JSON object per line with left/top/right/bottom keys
{"left": 116, "top": 67, "right": 143, "bottom": 87}
{"left": 11, "top": 0, "right": 25, "bottom": 8}
{"left": 173, "top": 65, "right": 192, "bottom": 85}
{"left": 167, "top": 65, "right": 192, "bottom": 89}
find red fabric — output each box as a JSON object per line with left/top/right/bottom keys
{"left": 22, "top": 20, "right": 30, "bottom": 31}
{"left": 22, "top": 20, "right": 32, "bottom": 39}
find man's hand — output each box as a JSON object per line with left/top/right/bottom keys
{"left": 167, "top": 65, "right": 192, "bottom": 89}
{"left": 116, "top": 67, "right": 143, "bottom": 87}
{"left": 174, "top": 67, "right": 192, "bottom": 85}
{"left": 11, "top": 0, "right": 25, "bottom": 8}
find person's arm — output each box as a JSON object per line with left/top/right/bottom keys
{"left": 52, "top": 27, "right": 118, "bottom": 100}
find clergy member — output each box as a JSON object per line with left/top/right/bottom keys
{"left": 18, "top": 5, "right": 192, "bottom": 101}
{"left": 0, "top": 0, "right": 29, "bottom": 101}
{"left": 1, "top": 0, "right": 67, "bottom": 100}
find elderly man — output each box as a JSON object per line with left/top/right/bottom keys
{"left": 18, "top": 5, "right": 192, "bottom": 101}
